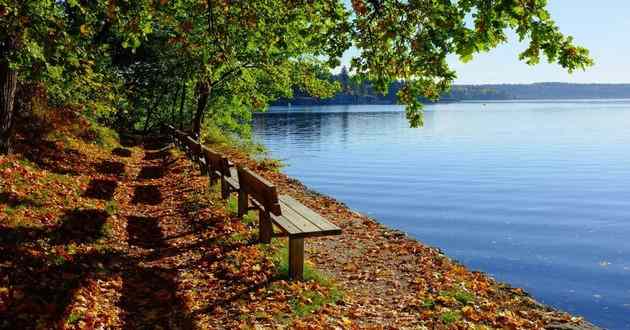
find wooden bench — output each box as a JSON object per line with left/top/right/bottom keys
{"left": 237, "top": 167, "right": 341, "bottom": 280}
{"left": 166, "top": 125, "right": 177, "bottom": 146}
{"left": 201, "top": 146, "right": 240, "bottom": 201}
{"left": 185, "top": 136, "right": 212, "bottom": 175}
{"left": 174, "top": 129, "right": 188, "bottom": 151}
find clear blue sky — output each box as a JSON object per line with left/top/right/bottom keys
{"left": 340, "top": 1, "right": 630, "bottom": 84}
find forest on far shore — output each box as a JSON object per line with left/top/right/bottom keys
{"left": 274, "top": 68, "right": 630, "bottom": 106}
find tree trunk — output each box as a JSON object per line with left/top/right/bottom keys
{"left": 143, "top": 85, "right": 168, "bottom": 135}
{"left": 0, "top": 60, "right": 18, "bottom": 155}
{"left": 179, "top": 82, "right": 186, "bottom": 130}
{"left": 192, "top": 80, "right": 209, "bottom": 140}
{"left": 171, "top": 83, "right": 180, "bottom": 124}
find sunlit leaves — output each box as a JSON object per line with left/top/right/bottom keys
{"left": 1, "top": 0, "right": 593, "bottom": 131}
{"left": 349, "top": 0, "right": 593, "bottom": 127}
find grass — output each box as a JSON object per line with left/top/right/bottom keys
{"left": 91, "top": 122, "right": 120, "bottom": 149}
{"left": 270, "top": 242, "right": 331, "bottom": 285}
{"left": 256, "top": 158, "right": 284, "bottom": 172}
{"left": 422, "top": 298, "right": 436, "bottom": 309}
{"left": 66, "top": 311, "right": 84, "bottom": 325}
{"left": 453, "top": 290, "right": 475, "bottom": 305}
{"left": 441, "top": 310, "right": 461, "bottom": 324}
{"left": 439, "top": 289, "right": 475, "bottom": 305}
{"left": 289, "top": 286, "right": 343, "bottom": 317}
{"left": 101, "top": 222, "right": 113, "bottom": 238}
{"left": 225, "top": 195, "right": 258, "bottom": 225}
{"left": 202, "top": 123, "right": 266, "bottom": 158}
{"left": 261, "top": 239, "right": 343, "bottom": 320}
{"left": 105, "top": 200, "right": 119, "bottom": 215}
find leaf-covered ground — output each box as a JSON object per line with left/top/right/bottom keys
{"left": 1, "top": 112, "right": 599, "bottom": 329}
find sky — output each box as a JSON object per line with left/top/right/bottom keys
{"left": 339, "top": 1, "right": 630, "bottom": 84}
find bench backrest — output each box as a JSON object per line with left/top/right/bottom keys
{"left": 237, "top": 167, "right": 281, "bottom": 215}
{"left": 185, "top": 136, "right": 201, "bottom": 155}
{"left": 174, "top": 130, "right": 187, "bottom": 145}
{"left": 201, "top": 146, "right": 227, "bottom": 175}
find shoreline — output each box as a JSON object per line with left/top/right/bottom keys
{"left": 214, "top": 143, "right": 602, "bottom": 329}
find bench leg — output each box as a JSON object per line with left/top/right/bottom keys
{"left": 200, "top": 163, "right": 208, "bottom": 176}
{"left": 259, "top": 211, "right": 272, "bottom": 244}
{"left": 220, "top": 177, "right": 229, "bottom": 199}
{"left": 288, "top": 237, "right": 304, "bottom": 281}
{"left": 237, "top": 191, "right": 248, "bottom": 217}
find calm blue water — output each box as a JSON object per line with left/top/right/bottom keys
{"left": 253, "top": 101, "right": 630, "bottom": 329}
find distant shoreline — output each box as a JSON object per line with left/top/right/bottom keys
{"left": 273, "top": 82, "right": 630, "bottom": 106}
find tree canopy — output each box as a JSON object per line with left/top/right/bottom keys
{"left": 0, "top": 0, "right": 593, "bottom": 153}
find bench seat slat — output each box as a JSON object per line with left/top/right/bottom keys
{"left": 225, "top": 175, "right": 239, "bottom": 190}
{"left": 277, "top": 202, "right": 321, "bottom": 234}
{"left": 278, "top": 195, "right": 340, "bottom": 232}
{"left": 229, "top": 167, "right": 238, "bottom": 180}
{"left": 224, "top": 167, "right": 240, "bottom": 190}
{"left": 269, "top": 196, "right": 341, "bottom": 238}
{"left": 270, "top": 213, "right": 302, "bottom": 236}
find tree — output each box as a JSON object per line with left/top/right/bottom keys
{"left": 0, "top": 0, "right": 153, "bottom": 154}
{"left": 0, "top": 0, "right": 593, "bottom": 153}
{"left": 348, "top": 0, "right": 593, "bottom": 127}
{"left": 0, "top": 40, "right": 17, "bottom": 154}
{"left": 338, "top": 66, "right": 350, "bottom": 92}
{"left": 152, "top": 0, "right": 352, "bottom": 138}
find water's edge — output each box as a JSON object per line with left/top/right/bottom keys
{"left": 255, "top": 152, "right": 602, "bottom": 328}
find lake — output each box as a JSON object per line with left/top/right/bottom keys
{"left": 253, "top": 101, "right": 630, "bottom": 329}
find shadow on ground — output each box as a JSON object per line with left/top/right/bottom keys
{"left": 119, "top": 267, "right": 194, "bottom": 329}
{"left": 52, "top": 209, "right": 109, "bottom": 245}
{"left": 84, "top": 179, "right": 118, "bottom": 200}
{"left": 137, "top": 166, "right": 164, "bottom": 180}
{"left": 112, "top": 147, "right": 132, "bottom": 157}
{"left": 96, "top": 160, "right": 126, "bottom": 177}
{"left": 0, "top": 220, "right": 193, "bottom": 329}
{"left": 0, "top": 191, "right": 43, "bottom": 208}
{"left": 16, "top": 139, "right": 85, "bottom": 176}
{"left": 126, "top": 216, "right": 165, "bottom": 249}
{"left": 144, "top": 149, "right": 170, "bottom": 161}
{"left": 132, "top": 185, "right": 162, "bottom": 205}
